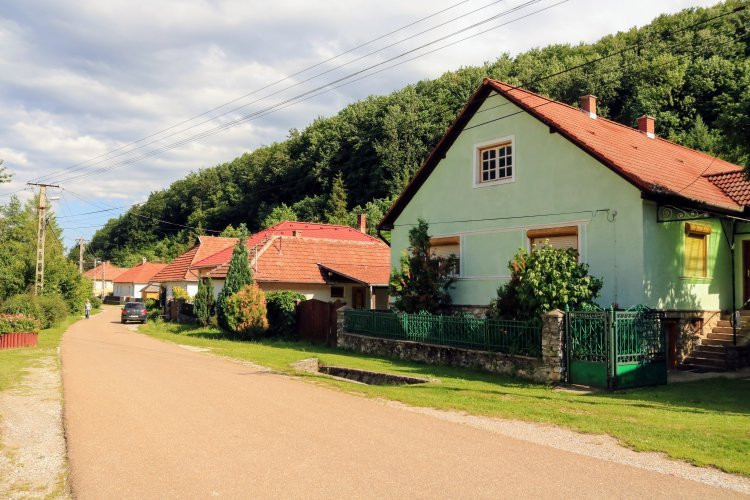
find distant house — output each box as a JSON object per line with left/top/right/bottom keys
{"left": 192, "top": 219, "right": 391, "bottom": 309}
{"left": 83, "top": 261, "right": 127, "bottom": 296}
{"left": 148, "top": 236, "right": 238, "bottom": 300}
{"left": 113, "top": 261, "right": 169, "bottom": 300}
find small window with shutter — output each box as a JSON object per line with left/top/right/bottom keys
{"left": 527, "top": 226, "right": 578, "bottom": 252}
{"left": 684, "top": 223, "right": 711, "bottom": 278}
{"left": 430, "top": 236, "right": 460, "bottom": 276}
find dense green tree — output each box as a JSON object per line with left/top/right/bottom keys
{"left": 389, "top": 219, "right": 456, "bottom": 313}
{"left": 216, "top": 233, "right": 254, "bottom": 330}
{"left": 193, "top": 277, "right": 214, "bottom": 327}
{"left": 261, "top": 203, "right": 297, "bottom": 229}
{"left": 324, "top": 173, "right": 349, "bottom": 225}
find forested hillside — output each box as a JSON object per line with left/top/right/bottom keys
{"left": 86, "top": 1, "right": 750, "bottom": 266}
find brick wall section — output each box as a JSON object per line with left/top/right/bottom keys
{"left": 336, "top": 306, "right": 565, "bottom": 383}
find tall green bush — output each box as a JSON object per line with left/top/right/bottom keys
{"left": 389, "top": 218, "right": 457, "bottom": 313}
{"left": 38, "top": 294, "right": 69, "bottom": 328}
{"left": 265, "top": 291, "right": 305, "bottom": 337}
{"left": 0, "top": 294, "right": 43, "bottom": 324}
{"left": 488, "top": 244, "right": 603, "bottom": 321}
{"left": 194, "top": 277, "right": 214, "bottom": 327}
{"left": 217, "top": 234, "right": 254, "bottom": 330}
{"left": 224, "top": 284, "right": 268, "bottom": 338}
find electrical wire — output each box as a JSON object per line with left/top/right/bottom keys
{"left": 42, "top": 0, "right": 555, "bottom": 186}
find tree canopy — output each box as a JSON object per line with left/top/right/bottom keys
{"left": 83, "top": 1, "right": 750, "bottom": 265}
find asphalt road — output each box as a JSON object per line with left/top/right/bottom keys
{"left": 61, "top": 306, "right": 740, "bottom": 499}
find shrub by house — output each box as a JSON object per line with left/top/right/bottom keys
{"left": 225, "top": 284, "right": 268, "bottom": 338}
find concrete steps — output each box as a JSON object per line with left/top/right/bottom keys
{"left": 680, "top": 310, "right": 749, "bottom": 372}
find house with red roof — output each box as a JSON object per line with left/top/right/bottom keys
{"left": 83, "top": 261, "right": 127, "bottom": 296}
{"left": 379, "top": 79, "right": 750, "bottom": 368}
{"left": 149, "top": 236, "right": 238, "bottom": 300}
{"left": 192, "top": 219, "right": 391, "bottom": 309}
{"left": 113, "top": 260, "right": 169, "bottom": 300}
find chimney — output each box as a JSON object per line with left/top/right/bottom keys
{"left": 579, "top": 95, "right": 597, "bottom": 119}
{"left": 637, "top": 115, "right": 655, "bottom": 139}
{"left": 293, "top": 230, "right": 302, "bottom": 238}
{"left": 357, "top": 213, "right": 367, "bottom": 233}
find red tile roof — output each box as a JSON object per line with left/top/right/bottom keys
{"left": 83, "top": 261, "right": 127, "bottom": 281}
{"left": 208, "top": 235, "right": 390, "bottom": 286}
{"left": 150, "top": 236, "right": 237, "bottom": 283}
{"left": 380, "top": 79, "right": 748, "bottom": 228}
{"left": 113, "top": 262, "right": 169, "bottom": 284}
{"left": 192, "top": 221, "right": 380, "bottom": 269}
{"left": 706, "top": 171, "right": 750, "bottom": 206}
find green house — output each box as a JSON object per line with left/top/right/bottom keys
{"left": 379, "top": 79, "right": 750, "bottom": 370}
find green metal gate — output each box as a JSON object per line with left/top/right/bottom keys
{"left": 566, "top": 306, "right": 667, "bottom": 390}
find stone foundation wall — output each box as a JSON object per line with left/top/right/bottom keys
{"left": 336, "top": 307, "right": 565, "bottom": 383}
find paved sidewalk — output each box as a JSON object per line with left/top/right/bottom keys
{"left": 62, "top": 307, "right": 744, "bottom": 499}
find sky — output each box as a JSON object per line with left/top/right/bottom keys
{"left": 0, "top": 0, "right": 718, "bottom": 249}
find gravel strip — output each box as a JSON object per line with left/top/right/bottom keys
{"left": 0, "top": 356, "right": 69, "bottom": 499}
{"left": 384, "top": 400, "right": 750, "bottom": 495}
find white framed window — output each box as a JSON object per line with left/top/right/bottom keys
{"left": 473, "top": 136, "right": 515, "bottom": 187}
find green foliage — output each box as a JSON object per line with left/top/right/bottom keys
{"left": 220, "top": 223, "right": 248, "bottom": 238}
{"left": 0, "top": 313, "right": 41, "bottom": 334}
{"left": 172, "top": 286, "right": 189, "bottom": 302}
{"left": 38, "top": 294, "right": 69, "bottom": 328}
{"left": 194, "top": 277, "right": 214, "bottom": 327}
{"left": 261, "top": 203, "right": 297, "bottom": 229}
{"left": 325, "top": 173, "right": 349, "bottom": 225}
{"left": 83, "top": 2, "right": 750, "bottom": 261}
{"left": 216, "top": 236, "right": 254, "bottom": 330}
{"left": 0, "top": 294, "right": 44, "bottom": 324}
{"left": 488, "top": 244, "right": 603, "bottom": 321}
{"left": 90, "top": 296, "right": 102, "bottom": 309}
{"left": 0, "top": 159, "right": 11, "bottom": 184}
{"left": 224, "top": 284, "right": 268, "bottom": 338}
{"left": 265, "top": 291, "right": 305, "bottom": 337}
{"left": 389, "top": 219, "right": 456, "bottom": 313}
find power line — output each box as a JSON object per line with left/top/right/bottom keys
{"left": 42, "top": 0, "right": 554, "bottom": 186}
{"left": 25, "top": 0, "right": 482, "bottom": 185}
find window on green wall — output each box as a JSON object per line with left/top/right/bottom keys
{"left": 684, "top": 223, "right": 711, "bottom": 278}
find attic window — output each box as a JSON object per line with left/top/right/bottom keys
{"left": 475, "top": 137, "right": 514, "bottom": 187}
{"left": 684, "top": 223, "right": 711, "bottom": 278}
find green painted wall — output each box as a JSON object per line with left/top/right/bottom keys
{"left": 642, "top": 203, "right": 731, "bottom": 311}
{"left": 391, "top": 92, "right": 647, "bottom": 307}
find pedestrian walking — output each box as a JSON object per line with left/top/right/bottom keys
{"left": 84, "top": 300, "right": 92, "bottom": 319}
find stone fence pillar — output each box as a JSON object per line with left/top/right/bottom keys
{"left": 336, "top": 305, "right": 351, "bottom": 347}
{"left": 541, "top": 309, "right": 565, "bottom": 383}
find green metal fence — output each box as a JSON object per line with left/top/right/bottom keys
{"left": 344, "top": 309, "right": 541, "bottom": 357}
{"left": 566, "top": 306, "right": 667, "bottom": 390}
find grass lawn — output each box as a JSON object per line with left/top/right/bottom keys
{"left": 0, "top": 309, "right": 96, "bottom": 392}
{"left": 141, "top": 320, "right": 750, "bottom": 477}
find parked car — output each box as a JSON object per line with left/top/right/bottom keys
{"left": 121, "top": 302, "right": 147, "bottom": 324}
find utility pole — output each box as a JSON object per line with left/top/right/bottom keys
{"left": 93, "top": 258, "right": 99, "bottom": 296}
{"left": 78, "top": 238, "right": 86, "bottom": 274}
{"left": 28, "top": 182, "right": 60, "bottom": 295}
{"left": 101, "top": 260, "right": 106, "bottom": 300}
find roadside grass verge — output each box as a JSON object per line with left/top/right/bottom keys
{"left": 140, "top": 320, "right": 750, "bottom": 477}
{"left": 0, "top": 310, "right": 95, "bottom": 392}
